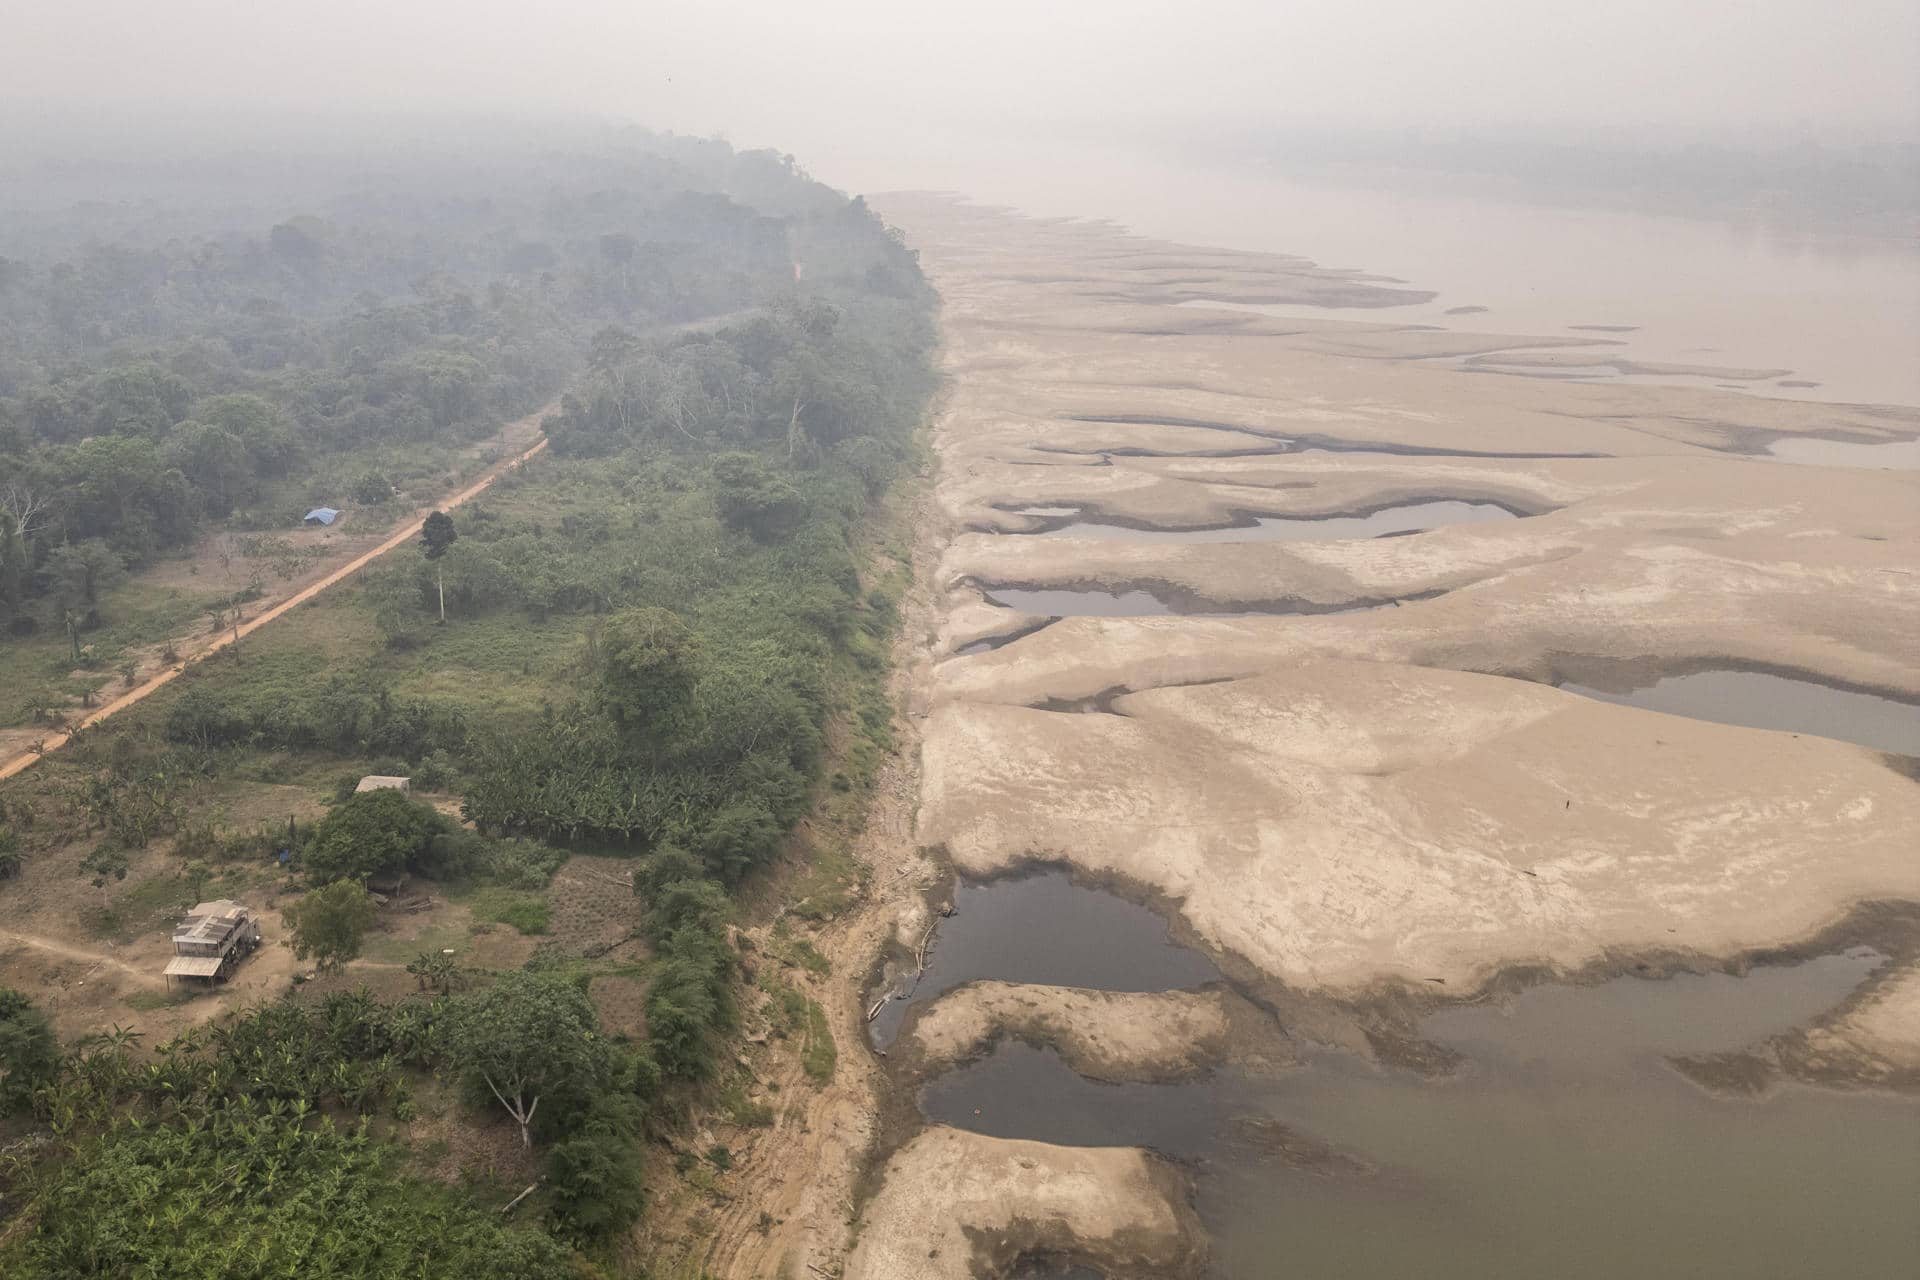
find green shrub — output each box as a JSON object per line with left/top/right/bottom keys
{"left": 351, "top": 469, "right": 394, "bottom": 505}
{"left": 306, "top": 788, "right": 446, "bottom": 884}
{"left": 0, "top": 988, "right": 58, "bottom": 1114}
{"left": 712, "top": 452, "right": 805, "bottom": 540}
{"left": 545, "top": 1104, "right": 647, "bottom": 1242}
{"left": 801, "top": 997, "right": 835, "bottom": 1084}
{"left": 285, "top": 880, "right": 376, "bottom": 970}
{"left": 23, "top": 1115, "right": 577, "bottom": 1280}
{"left": 411, "top": 750, "right": 457, "bottom": 791}
{"left": 481, "top": 838, "right": 566, "bottom": 890}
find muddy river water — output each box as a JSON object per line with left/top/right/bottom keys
{"left": 871, "top": 870, "right": 1219, "bottom": 1047}
{"left": 894, "top": 150, "right": 1920, "bottom": 407}
{"left": 891, "top": 874, "right": 1920, "bottom": 1280}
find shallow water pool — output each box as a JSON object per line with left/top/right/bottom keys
{"left": 1560, "top": 668, "right": 1920, "bottom": 757}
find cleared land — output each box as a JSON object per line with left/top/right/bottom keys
{"left": 0, "top": 407, "right": 553, "bottom": 781}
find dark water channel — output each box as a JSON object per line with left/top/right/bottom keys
{"left": 982, "top": 586, "right": 1425, "bottom": 619}
{"left": 1028, "top": 499, "right": 1518, "bottom": 544}
{"left": 870, "top": 869, "right": 1218, "bottom": 1046}
{"left": 892, "top": 874, "right": 1920, "bottom": 1279}
{"left": 1560, "top": 668, "right": 1920, "bottom": 757}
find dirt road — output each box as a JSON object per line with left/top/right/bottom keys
{"left": 0, "top": 929, "right": 164, "bottom": 988}
{"left": 0, "top": 416, "right": 553, "bottom": 783}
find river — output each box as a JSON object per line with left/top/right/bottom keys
{"left": 881, "top": 148, "right": 1920, "bottom": 409}
{"left": 909, "top": 879, "right": 1919, "bottom": 1280}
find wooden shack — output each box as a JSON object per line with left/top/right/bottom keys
{"left": 163, "top": 899, "right": 262, "bottom": 988}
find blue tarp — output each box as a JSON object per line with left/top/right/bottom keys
{"left": 303, "top": 507, "right": 340, "bottom": 525}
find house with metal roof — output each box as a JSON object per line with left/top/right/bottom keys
{"left": 163, "top": 899, "right": 262, "bottom": 987}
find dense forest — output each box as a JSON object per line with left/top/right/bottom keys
{"left": 0, "top": 128, "right": 935, "bottom": 1275}
{"left": 0, "top": 131, "right": 912, "bottom": 635}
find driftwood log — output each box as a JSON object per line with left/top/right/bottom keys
{"left": 499, "top": 1179, "right": 542, "bottom": 1216}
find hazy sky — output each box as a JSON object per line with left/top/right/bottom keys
{"left": 6, "top": 0, "right": 1916, "bottom": 189}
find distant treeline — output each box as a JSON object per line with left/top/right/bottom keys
{"left": 0, "top": 133, "right": 912, "bottom": 632}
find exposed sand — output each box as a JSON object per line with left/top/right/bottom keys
{"left": 843, "top": 1126, "right": 1202, "bottom": 1280}
{"left": 920, "top": 663, "right": 1920, "bottom": 994}
{"left": 855, "top": 192, "right": 1920, "bottom": 1273}
{"left": 880, "top": 191, "right": 1919, "bottom": 984}
{"left": 1815, "top": 961, "right": 1920, "bottom": 1078}
{"left": 1682, "top": 943, "right": 1920, "bottom": 1093}
{"left": 898, "top": 981, "right": 1284, "bottom": 1082}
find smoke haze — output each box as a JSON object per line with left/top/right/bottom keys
{"left": 5, "top": 0, "right": 1917, "bottom": 193}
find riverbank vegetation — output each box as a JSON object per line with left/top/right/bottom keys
{"left": 0, "top": 127, "right": 934, "bottom": 1275}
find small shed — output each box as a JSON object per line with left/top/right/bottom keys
{"left": 303, "top": 507, "right": 340, "bottom": 526}
{"left": 164, "top": 899, "right": 262, "bottom": 988}
{"left": 355, "top": 775, "right": 411, "bottom": 794}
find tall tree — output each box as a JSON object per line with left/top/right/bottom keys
{"left": 447, "top": 971, "right": 617, "bottom": 1148}
{"left": 46, "top": 539, "right": 125, "bottom": 619}
{"left": 0, "top": 485, "right": 45, "bottom": 625}
{"left": 285, "top": 879, "right": 376, "bottom": 971}
{"left": 420, "top": 510, "right": 458, "bottom": 623}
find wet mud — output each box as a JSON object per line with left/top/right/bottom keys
{"left": 1766, "top": 435, "right": 1920, "bottom": 468}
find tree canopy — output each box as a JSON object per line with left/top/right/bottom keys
{"left": 22, "top": 1113, "right": 580, "bottom": 1280}
{"left": 305, "top": 787, "right": 446, "bottom": 884}
{"left": 596, "top": 606, "right": 701, "bottom": 742}
{"left": 446, "top": 970, "right": 622, "bottom": 1148}
{"left": 285, "top": 879, "right": 377, "bottom": 971}
{"left": 0, "top": 130, "right": 907, "bottom": 639}
{"left": 0, "top": 124, "right": 933, "bottom": 1271}
{"left": 421, "top": 510, "right": 458, "bottom": 561}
